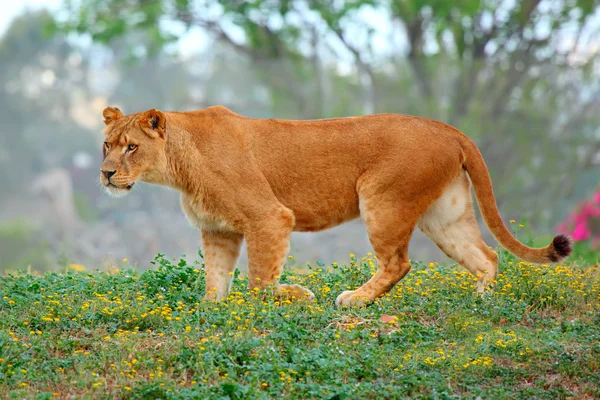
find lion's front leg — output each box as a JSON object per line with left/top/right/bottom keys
{"left": 202, "top": 230, "right": 243, "bottom": 300}
{"left": 245, "top": 207, "right": 314, "bottom": 301}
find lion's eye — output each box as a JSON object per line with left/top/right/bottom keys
{"left": 127, "top": 144, "right": 137, "bottom": 152}
{"left": 104, "top": 142, "right": 110, "bottom": 150}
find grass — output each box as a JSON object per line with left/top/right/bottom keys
{"left": 1, "top": 250, "right": 599, "bottom": 399}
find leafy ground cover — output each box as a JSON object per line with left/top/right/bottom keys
{"left": 1, "top": 249, "right": 599, "bottom": 399}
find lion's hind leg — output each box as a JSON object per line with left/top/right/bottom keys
{"left": 418, "top": 172, "right": 498, "bottom": 293}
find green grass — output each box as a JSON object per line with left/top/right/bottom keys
{"left": 1, "top": 251, "right": 599, "bottom": 399}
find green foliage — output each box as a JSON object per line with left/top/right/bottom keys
{"left": 569, "top": 241, "right": 600, "bottom": 266}
{"left": 1, "top": 252, "right": 599, "bottom": 398}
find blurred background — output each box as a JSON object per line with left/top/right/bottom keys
{"left": 1, "top": 0, "right": 599, "bottom": 273}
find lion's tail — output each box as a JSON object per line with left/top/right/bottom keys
{"left": 461, "top": 137, "right": 571, "bottom": 264}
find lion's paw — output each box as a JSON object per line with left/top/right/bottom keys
{"left": 278, "top": 284, "right": 315, "bottom": 301}
{"left": 335, "top": 290, "right": 370, "bottom": 307}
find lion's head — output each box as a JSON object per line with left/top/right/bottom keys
{"left": 100, "top": 107, "right": 168, "bottom": 197}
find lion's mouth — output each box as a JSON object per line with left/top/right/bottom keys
{"left": 107, "top": 182, "right": 135, "bottom": 191}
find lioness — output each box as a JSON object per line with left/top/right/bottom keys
{"left": 99, "top": 106, "right": 571, "bottom": 306}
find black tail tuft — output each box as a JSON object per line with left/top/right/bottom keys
{"left": 549, "top": 234, "right": 573, "bottom": 262}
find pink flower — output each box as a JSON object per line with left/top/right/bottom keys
{"left": 556, "top": 188, "right": 600, "bottom": 245}
{"left": 572, "top": 222, "right": 591, "bottom": 241}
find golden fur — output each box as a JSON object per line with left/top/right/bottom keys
{"left": 99, "top": 106, "right": 572, "bottom": 306}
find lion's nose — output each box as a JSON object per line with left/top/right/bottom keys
{"left": 101, "top": 170, "right": 116, "bottom": 180}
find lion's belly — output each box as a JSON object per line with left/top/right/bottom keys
{"left": 292, "top": 210, "right": 360, "bottom": 232}
{"left": 279, "top": 189, "right": 361, "bottom": 232}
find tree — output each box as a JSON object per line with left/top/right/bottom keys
{"left": 53, "top": 0, "right": 600, "bottom": 229}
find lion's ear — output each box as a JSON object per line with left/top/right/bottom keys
{"left": 139, "top": 109, "right": 166, "bottom": 139}
{"left": 103, "top": 107, "right": 124, "bottom": 125}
